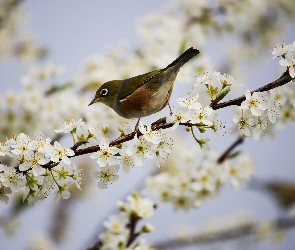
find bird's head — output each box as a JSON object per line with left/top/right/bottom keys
{"left": 88, "top": 80, "right": 122, "bottom": 108}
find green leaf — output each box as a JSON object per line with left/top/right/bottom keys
{"left": 228, "top": 151, "right": 241, "bottom": 159}
{"left": 215, "top": 88, "right": 230, "bottom": 103}
{"left": 75, "top": 140, "right": 89, "bottom": 148}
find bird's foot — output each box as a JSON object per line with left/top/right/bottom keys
{"left": 134, "top": 117, "right": 141, "bottom": 135}
{"left": 168, "top": 102, "right": 173, "bottom": 116}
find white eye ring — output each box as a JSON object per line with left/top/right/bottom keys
{"left": 100, "top": 88, "right": 108, "bottom": 96}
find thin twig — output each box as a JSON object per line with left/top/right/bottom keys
{"left": 126, "top": 216, "right": 140, "bottom": 247}
{"left": 217, "top": 136, "right": 245, "bottom": 164}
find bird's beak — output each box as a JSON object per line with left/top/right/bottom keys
{"left": 88, "top": 97, "right": 100, "bottom": 106}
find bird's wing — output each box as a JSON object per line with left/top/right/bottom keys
{"left": 117, "top": 69, "right": 163, "bottom": 101}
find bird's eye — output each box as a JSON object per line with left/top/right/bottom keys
{"left": 100, "top": 88, "right": 108, "bottom": 96}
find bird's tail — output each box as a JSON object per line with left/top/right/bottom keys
{"left": 165, "top": 47, "right": 200, "bottom": 70}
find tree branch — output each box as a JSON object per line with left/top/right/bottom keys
{"left": 217, "top": 136, "right": 245, "bottom": 164}
{"left": 126, "top": 216, "right": 140, "bottom": 247}
{"left": 210, "top": 71, "right": 292, "bottom": 110}
{"left": 86, "top": 137, "right": 248, "bottom": 249}
{"left": 154, "top": 215, "right": 295, "bottom": 249}
{"left": 71, "top": 71, "right": 293, "bottom": 160}
{"left": 15, "top": 71, "right": 292, "bottom": 176}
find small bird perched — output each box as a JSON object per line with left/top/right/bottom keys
{"left": 89, "top": 47, "right": 200, "bottom": 119}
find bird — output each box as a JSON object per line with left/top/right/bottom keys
{"left": 88, "top": 47, "right": 200, "bottom": 120}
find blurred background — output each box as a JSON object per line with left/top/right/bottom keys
{"left": 0, "top": 0, "right": 295, "bottom": 249}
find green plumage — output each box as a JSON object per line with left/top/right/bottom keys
{"left": 117, "top": 70, "right": 163, "bottom": 100}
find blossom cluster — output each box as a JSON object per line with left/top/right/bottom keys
{"left": 145, "top": 149, "right": 254, "bottom": 211}
{"left": 98, "top": 191, "right": 155, "bottom": 249}
{"left": 0, "top": 1, "right": 295, "bottom": 249}
{"left": 167, "top": 71, "right": 238, "bottom": 149}
{"left": 268, "top": 41, "right": 295, "bottom": 127}
{"left": 229, "top": 41, "right": 295, "bottom": 139}
{"left": 229, "top": 90, "right": 280, "bottom": 140}
{"left": 0, "top": 62, "right": 123, "bottom": 144}
{"left": 55, "top": 119, "right": 173, "bottom": 189}
{"left": 194, "top": 71, "right": 240, "bottom": 101}
{"left": 0, "top": 133, "right": 83, "bottom": 204}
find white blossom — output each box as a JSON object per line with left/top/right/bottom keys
{"left": 0, "top": 164, "right": 25, "bottom": 191}
{"left": 155, "top": 132, "right": 173, "bottom": 167}
{"left": 191, "top": 164, "right": 218, "bottom": 192}
{"left": 28, "top": 135, "right": 52, "bottom": 154}
{"left": 241, "top": 89, "right": 269, "bottom": 116}
{"left": 191, "top": 106, "right": 214, "bottom": 126}
{"left": 126, "top": 136, "right": 156, "bottom": 166}
{"left": 166, "top": 107, "right": 190, "bottom": 130}
{"left": 270, "top": 42, "right": 295, "bottom": 61}
{"left": 194, "top": 72, "right": 239, "bottom": 102}
{"left": 103, "top": 214, "right": 129, "bottom": 235}
{"left": 138, "top": 123, "right": 162, "bottom": 144}
{"left": 87, "top": 122, "right": 104, "bottom": 140}
{"left": 90, "top": 137, "right": 119, "bottom": 168}
{"left": 264, "top": 92, "right": 280, "bottom": 123}
{"left": 198, "top": 137, "right": 210, "bottom": 151}
{"left": 54, "top": 184, "right": 71, "bottom": 203}
{"left": 229, "top": 109, "right": 258, "bottom": 137}
{"left": 92, "top": 165, "right": 120, "bottom": 189}
{"left": 117, "top": 123, "right": 133, "bottom": 136}
{"left": 177, "top": 93, "right": 201, "bottom": 110}
{"left": 54, "top": 118, "right": 84, "bottom": 134}
{"left": 52, "top": 163, "right": 83, "bottom": 190}
{"left": 119, "top": 144, "right": 135, "bottom": 174}
{"left": 252, "top": 113, "right": 271, "bottom": 140}
{"left": 49, "top": 141, "right": 74, "bottom": 165}
{"left": 19, "top": 152, "right": 49, "bottom": 175}
{"left": 98, "top": 192, "right": 154, "bottom": 249}
{"left": 121, "top": 193, "right": 155, "bottom": 219}
{"left": 9, "top": 133, "right": 31, "bottom": 156}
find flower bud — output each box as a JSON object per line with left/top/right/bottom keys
{"left": 141, "top": 223, "right": 155, "bottom": 233}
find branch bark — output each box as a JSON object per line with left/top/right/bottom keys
{"left": 217, "top": 136, "right": 245, "bottom": 164}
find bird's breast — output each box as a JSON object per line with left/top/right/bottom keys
{"left": 115, "top": 80, "right": 173, "bottom": 119}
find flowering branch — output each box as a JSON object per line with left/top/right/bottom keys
{"left": 154, "top": 215, "right": 295, "bottom": 249}
{"left": 1, "top": 40, "right": 294, "bottom": 207}
{"left": 17, "top": 68, "right": 292, "bottom": 195}
{"left": 65, "top": 71, "right": 293, "bottom": 159}
{"left": 88, "top": 132, "right": 255, "bottom": 249}
{"left": 126, "top": 216, "right": 141, "bottom": 247}
{"left": 87, "top": 191, "right": 155, "bottom": 250}
{"left": 210, "top": 71, "right": 292, "bottom": 110}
